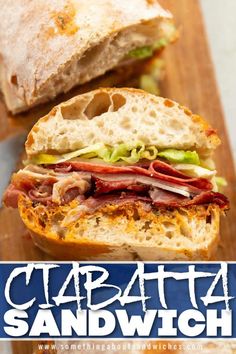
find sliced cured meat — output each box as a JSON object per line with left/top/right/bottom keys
{"left": 52, "top": 173, "right": 90, "bottom": 204}
{"left": 3, "top": 160, "right": 228, "bottom": 210}
{"left": 28, "top": 184, "right": 53, "bottom": 203}
{"left": 149, "top": 188, "right": 188, "bottom": 207}
{"left": 63, "top": 191, "right": 86, "bottom": 205}
{"left": 150, "top": 188, "right": 229, "bottom": 209}
{"left": 187, "top": 191, "right": 229, "bottom": 209}
{"left": 92, "top": 174, "right": 198, "bottom": 198}
{"left": 132, "top": 161, "right": 212, "bottom": 194}
{"left": 3, "top": 184, "right": 26, "bottom": 208}
{"left": 3, "top": 173, "right": 56, "bottom": 208}
{"left": 52, "top": 160, "right": 212, "bottom": 193}
{"left": 82, "top": 193, "right": 152, "bottom": 213}
{"left": 93, "top": 176, "right": 149, "bottom": 195}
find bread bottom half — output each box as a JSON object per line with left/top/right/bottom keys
{"left": 18, "top": 196, "right": 220, "bottom": 261}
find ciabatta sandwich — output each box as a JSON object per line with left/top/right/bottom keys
{"left": 3, "top": 88, "right": 229, "bottom": 260}
{"left": 0, "top": 0, "right": 176, "bottom": 114}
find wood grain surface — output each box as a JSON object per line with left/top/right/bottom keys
{"left": 0, "top": 0, "right": 234, "bottom": 352}
{"left": 158, "top": 0, "right": 236, "bottom": 260}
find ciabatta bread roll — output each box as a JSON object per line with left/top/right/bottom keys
{"left": 0, "top": 0, "right": 175, "bottom": 113}
{"left": 4, "top": 88, "right": 229, "bottom": 260}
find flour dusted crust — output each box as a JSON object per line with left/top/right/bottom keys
{"left": 26, "top": 88, "right": 220, "bottom": 157}
{"left": 19, "top": 195, "right": 220, "bottom": 261}
{"left": 0, "top": 0, "right": 174, "bottom": 113}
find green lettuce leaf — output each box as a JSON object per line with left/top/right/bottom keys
{"left": 215, "top": 177, "right": 228, "bottom": 187}
{"left": 128, "top": 46, "right": 153, "bottom": 59}
{"left": 152, "top": 38, "right": 169, "bottom": 50}
{"left": 30, "top": 142, "right": 159, "bottom": 165}
{"left": 30, "top": 144, "right": 201, "bottom": 166}
{"left": 157, "top": 149, "right": 200, "bottom": 165}
{"left": 31, "top": 143, "right": 106, "bottom": 165}
{"left": 128, "top": 38, "right": 169, "bottom": 60}
{"left": 139, "top": 75, "right": 160, "bottom": 96}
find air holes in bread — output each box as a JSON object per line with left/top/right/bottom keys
{"left": 59, "top": 130, "right": 66, "bottom": 135}
{"left": 184, "top": 108, "right": 192, "bottom": 116}
{"left": 52, "top": 213, "right": 64, "bottom": 223}
{"left": 169, "top": 119, "right": 183, "bottom": 130}
{"left": 180, "top": 224, "right": 191, "bottom": 238}
{"left": 111, "top": 93, "right": 126, "bottom": 111}
{"left": 143, "top": 118, "right": 154, "bottom": 126}
{"left": 10, "top": 75, "right": 18, "bottom": 86}
{"left": 96, "top": 120, "right": 104, "bottom": 128}
{"left": 133, "top": 207, "right": 140, "bottom": 221}
{"left": 84, "top": 92, "right": 126, "bottom": 120}
{"left": 164, "top": 99, "right": 174, "bottom": 108}
{"left": 84, "top": 92, "right": 112, "bottom": 119}
{"left": 142, "top": 220, "right": 152, "bottom": 231}
{"left": 121, "top": 117, "right": 131, "bottom": 129}
{"left": 88, "top": 132, "right": 95, "bottom": 139}
{"left": 57, "top": 229, "right": 66, "bottom": 239}
{"left": 178, "top": 209, "right": 189, "bottom": 217}
{"left": 149, "top": 110, "right": 157, "bottom": 118}
{"left": 137, "top": 135, "right": 150, "bottom": 144}
{"left": 166, "top": 231, "right": 173, "bottom": 239}
{"left": 163, "top": 221, "right": 175, "bottom": 231}
{"left": 206, "top": 214, "right": 212, "bottom": 224}
{"left": 61, "top": 97, "right": 89, "bottom": 120}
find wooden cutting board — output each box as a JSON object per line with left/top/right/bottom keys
{"left": 0, "top": 1, "right": 234, "bottom": 353}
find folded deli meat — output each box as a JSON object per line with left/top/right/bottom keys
{"left": 5, "top": 160, "right": 227, "bottom": 211}
{"left": 3, "top": 88, "right": 229, "bottom": 261}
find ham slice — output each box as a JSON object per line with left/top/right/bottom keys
{"left": 3, "top": 160, "right": 229, "bottom": 211}
{"left": 150, "top": 188, "right": 229, "bottom": 209}
{"left": 150, "top": 188, "right": 188, "bottom": 207}
{"left": 28, "top": 184, "right": 53, "bottom": 204}
{"left": 185, "top": 191, "right": 229, "bottom": 208}
{"left": 52, "top": 173, "right": 90, "bottom": 204}
{"left": 52, "top": 160, "right": 212, "bottom": 193}
{"left": 82, "top": 193, "right": 152, "bottom": 212}
{"left": 85, "top": 190, "right": 229, "bottom": 211}
{"left": 93, "top": 176, "right": 149, "bottom": 195}
{"left": 4, "top": 182, "right": 229, "bottom": 210}
{"left": 92, "top": 174, "right": 194, "bottom": 197}
{"left": 3, "top": 184, "right": 26, "bottom": 208}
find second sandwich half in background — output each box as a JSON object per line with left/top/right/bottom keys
{"left": 0, "top": 0, "right": 176, "bottom": 114}
{"left": 3, "top": 88, "right": 229, "bottom": 261}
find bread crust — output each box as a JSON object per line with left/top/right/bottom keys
{"left": 25, "top": 88, "right": 220, "bottom": 157}
{"left": 0, "top": 0, "right": 173, "bottom": 113}
{"left": 18, "top": 195, "right": 220, "bottom": 261}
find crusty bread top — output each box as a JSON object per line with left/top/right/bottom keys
{"left": 0, "top": 0, "right": 172, "bottom": 112}
{"left": 26, "top": 88, "right": 220, "bottom": 157}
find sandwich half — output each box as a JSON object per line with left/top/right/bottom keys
{"left": 0, "top": 0, "right": 176, "bottom": 114}
{"left": 3, "top": 88, "right": 229, "bottom": 260}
